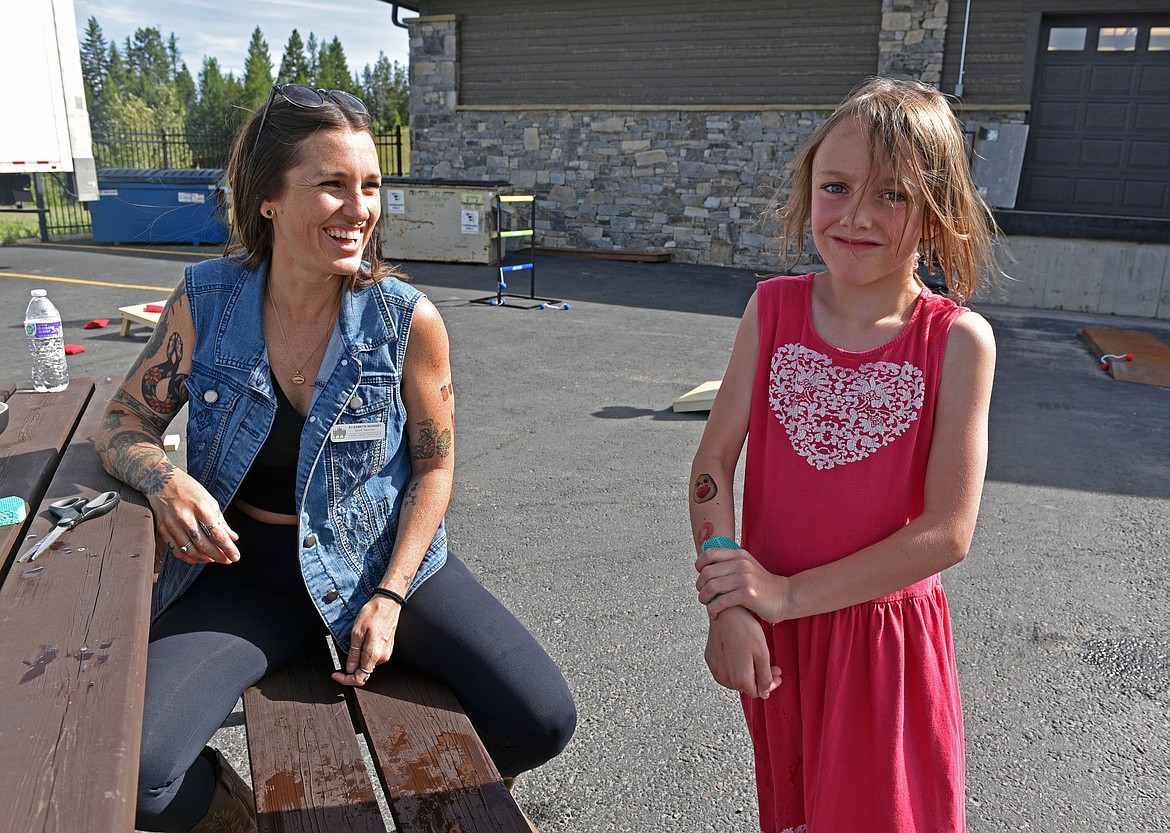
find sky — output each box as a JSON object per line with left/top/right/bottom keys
{"left": 73, "top": 0, "right": 411, "bottom": 79}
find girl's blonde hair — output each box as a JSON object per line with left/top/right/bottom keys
{"left": 770, "top": 77, "right": 999, "bottom": 303}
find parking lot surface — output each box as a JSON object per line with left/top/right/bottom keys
{"left": 2, "top": 241, "right": 1167, "bottom": 832}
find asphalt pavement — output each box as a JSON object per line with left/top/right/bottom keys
{"left": 1, "top": 240, "right": 1167, "bottom": 832}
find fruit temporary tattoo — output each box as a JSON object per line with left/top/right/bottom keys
{"left": 440, "top": 382, "right": 454, "bottom": 401}
{"left": 697, "top": 522, "right": 714, "bottom": 546}
{"left": 692, "top": 473, "right": 717, "bottom": 503}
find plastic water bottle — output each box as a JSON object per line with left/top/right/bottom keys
{"left": 24, "top": 289, "right": 69, "bottom": 392}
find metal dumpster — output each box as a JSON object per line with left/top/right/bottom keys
{"left": 91, "top": 168, "right": 229, "bottom": 244}
{"left": 379, "top": 177, "right": 510, "bottom": 263}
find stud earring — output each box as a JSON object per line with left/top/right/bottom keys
{"left": 264, "top": 209, "right": 274, "bottom": 218}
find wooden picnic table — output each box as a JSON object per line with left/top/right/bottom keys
{"left": 0, "top": 378, "right": 535, "bottom": 833}
{"left": 0, "top": 377, "right": 154, "bottom": 833}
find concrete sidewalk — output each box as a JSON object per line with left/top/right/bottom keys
{"left": 2, "top": 242, "right": 1167, "bottom": 832}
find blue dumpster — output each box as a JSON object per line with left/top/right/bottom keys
{"left": 91, "top": 168, "right": 229, "bottom": 244}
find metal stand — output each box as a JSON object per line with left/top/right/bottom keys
{"left": 471, "top": 195, "right": 564, "bottom": 309}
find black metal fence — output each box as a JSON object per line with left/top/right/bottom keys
{"left": 9, "top": 126, "right": 407, "bottom": 243}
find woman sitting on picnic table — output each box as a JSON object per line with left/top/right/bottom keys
{"left": 96, "top": 84, "right": 576, "bottom": 833}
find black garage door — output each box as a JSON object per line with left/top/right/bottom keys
{"left": 1019, "top": 15, "right": 1170, "bottom": 220}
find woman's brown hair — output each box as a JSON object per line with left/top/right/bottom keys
{"left": 224, "top": 89, "right": 404, "bottom": 288}
{"left": 768, "top": 77, "right": 1000, "bottom": 303}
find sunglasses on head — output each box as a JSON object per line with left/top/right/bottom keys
{"left": 252, "top": 84, "right": 370, "bottom": 153}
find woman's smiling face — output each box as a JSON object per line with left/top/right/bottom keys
{"left": 261, "top": 128, "right": 382, "bottom": 280}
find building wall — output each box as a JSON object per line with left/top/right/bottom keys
{"left": 407, "top": 3, "right": 1170, "bottom": 317}
{"left": 441, "top": 0, "right": 879, "bottom": 107}
{"left": 408, "top": 4, "right": 952, "bottom": 271}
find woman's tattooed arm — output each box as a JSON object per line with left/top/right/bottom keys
{"left": 95, "top": 282, "right": 192, "bottom": 495}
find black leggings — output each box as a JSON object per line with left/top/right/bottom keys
{"left": 136, "top": 510, "right": 576, "bottom": 832}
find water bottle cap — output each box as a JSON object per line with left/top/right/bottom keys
{"left": 30, "top": 289, "right": 47, "bottom": 297}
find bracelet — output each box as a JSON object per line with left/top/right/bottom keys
{"left": 371, "top": 587, "right": 407, "bottom": 607}
{"left": 701, "top": 536, "right": 739, "bottom": 552}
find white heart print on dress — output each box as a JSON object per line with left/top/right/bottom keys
{"left": 769, "top": 343, "right": 925, "bottom": 470}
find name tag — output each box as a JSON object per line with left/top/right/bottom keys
{"left": 330, "top": 422, "right": 386, "bottom": 443}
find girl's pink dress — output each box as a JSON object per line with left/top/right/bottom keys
{"left": 741, "top": 273, "right": 968, "bottom": 833}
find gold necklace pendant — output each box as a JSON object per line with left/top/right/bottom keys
{"left": 268, "top": 288, "right": 339, "bottom": 389}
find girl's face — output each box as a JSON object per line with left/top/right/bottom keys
{"left": 261, "top": 128, "right": 382, "bottom": 281}
{"left": 810, "top": 119, "right": 924, "bottom": 291}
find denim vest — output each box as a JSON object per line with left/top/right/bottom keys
{"left": 151, "top": 256, "right": 447, "bottom": 650}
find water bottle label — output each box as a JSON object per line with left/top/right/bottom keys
{"left": 26, "top": 321, "right": 62, "bottom": 339}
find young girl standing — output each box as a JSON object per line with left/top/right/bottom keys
{"left": 689, "top": 77, "right": 998, "bottom": 832}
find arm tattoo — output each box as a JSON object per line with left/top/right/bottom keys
{"left": 100, "top": 426, "right": 176, "bottom": 495}
{"left": 440, "top": 382, "right": 454, "bottom": 401}
{"left": 696, "top": 522, "right": 714, "bottom": 547}
{"left": 412, "top": 419, "right": 453, "bottom": 460}
{"left": 142, "top": 332, "right": 189, "bottom": 416}
{"left": 124, "top": 282, "right": 186, "bottom": 381}
{"left": 138, "top": 460, "right": 177, "bottom": 496}
{"left": 402, "top": 482, "right": 420, "bottom": 508}
{"left": 692, "top": 473, "right": 718, "bottom": 504}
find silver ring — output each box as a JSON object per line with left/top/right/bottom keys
{"left": 179, "top": 541, "right": 193, "bottom": 554}
{"left": 357, "top": 666, "right": 374, "bottom": 675}
{"left": 199, "top": 520, "right": 219, "bottom": 535}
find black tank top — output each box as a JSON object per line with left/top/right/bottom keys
{"left": 234, "top": 381, "right": 304, "bottom": 514}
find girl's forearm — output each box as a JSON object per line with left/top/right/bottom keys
{"left": 783, "top": 509, "right": 973, "bottom": 621}
{"left": 688, "top": 457, "right": 738, "bottom": 554}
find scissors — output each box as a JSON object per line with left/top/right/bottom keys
{"left": 16, "top": 491, "right": 121, "bottom": 563}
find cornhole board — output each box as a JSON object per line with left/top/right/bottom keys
{"left": 1080, "top": 326, "right": 1170, "bottom": 389}
{"left": 672, "top": 379, "right": 721, "bottom": 413}
{"left": 118, "top": 301, "right": 168, "bottom": 336}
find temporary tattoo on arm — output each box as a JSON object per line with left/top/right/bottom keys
{"left": 696, "top": 522, "right": 714, "bottom": 548}
{"left": 692, "top": 473, "right": 717, "bottom": 504}
{"left": 412, "top": 419, "right": 453, "bottom": 460}
{"left": 142, "top": 332, "right": 189, "bottom": 416}
{"left": 440, "top": 382, "right": 454, "bottom": 401}
{"left": 435, "top": 425, "right": 452, "bottom": 459}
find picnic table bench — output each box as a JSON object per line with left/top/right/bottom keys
{"left": 0, "top": 377, "right": 534, "bottom": 833}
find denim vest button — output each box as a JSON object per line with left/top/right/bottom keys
{"left": 303, "top": 534, "right": 317, "bottom": 548}
{"left": 323, "top": 589, "right": 339, "bottom": 603}
{"left": 203, "top": 389, "right": 219, "bottom": 404}
{"left": 348, "top": 395, "right": 364, "bottom": 410}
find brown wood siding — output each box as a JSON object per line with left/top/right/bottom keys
{"left": 941, "top": 0, "right": 1170, "bottom": 103}
{"left": 430, "top": 0, "right": 879, "bottom": 106}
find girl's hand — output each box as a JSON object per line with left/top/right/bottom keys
{"left": 696, "top": 544, "right": 789, "bottom": 623}
{"left": 333, "top": 596, "right": 403, "bottom": 687}
{"left": 146, "top": 468, "right": 239, "bottom": 565}
{"left": 704, "top": 606, "right": 782, "bottom": 699}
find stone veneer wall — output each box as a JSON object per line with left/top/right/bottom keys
{"left": 406, "top": 7, "right": 1011, "bottom": 273}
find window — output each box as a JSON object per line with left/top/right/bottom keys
{"left": 1047, "top": 27, "right": 1087, "bottom": 51}
{"left": 1150, "top": 27, "right": 1170, "bottom": 51}
{"left": 1097, "top": 27, "right": 1138, "bottom": 52}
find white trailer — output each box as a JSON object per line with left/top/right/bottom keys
{"left": 0, "top": 0, "right": 97, "bottom": 201}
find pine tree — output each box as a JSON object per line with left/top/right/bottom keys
{"left": 125, "top": 27, "right": 172, "bottom": 105}
{"left": 316, "top": 36, "right": 352, "bottom": 92}
{"left": 363, "top": 52, "right": 409, "bottom": 130}
{"left": 79, "top": 17, "right": 108, "bottom": 108}
{"left": 306, "top": 33, "right": 320, "bottom": 88}
{"left": 277, "top": 29, "right": 310, "bottom": 85}
{"left": 242, "top": 26, "right": 274, "bottom": 112}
